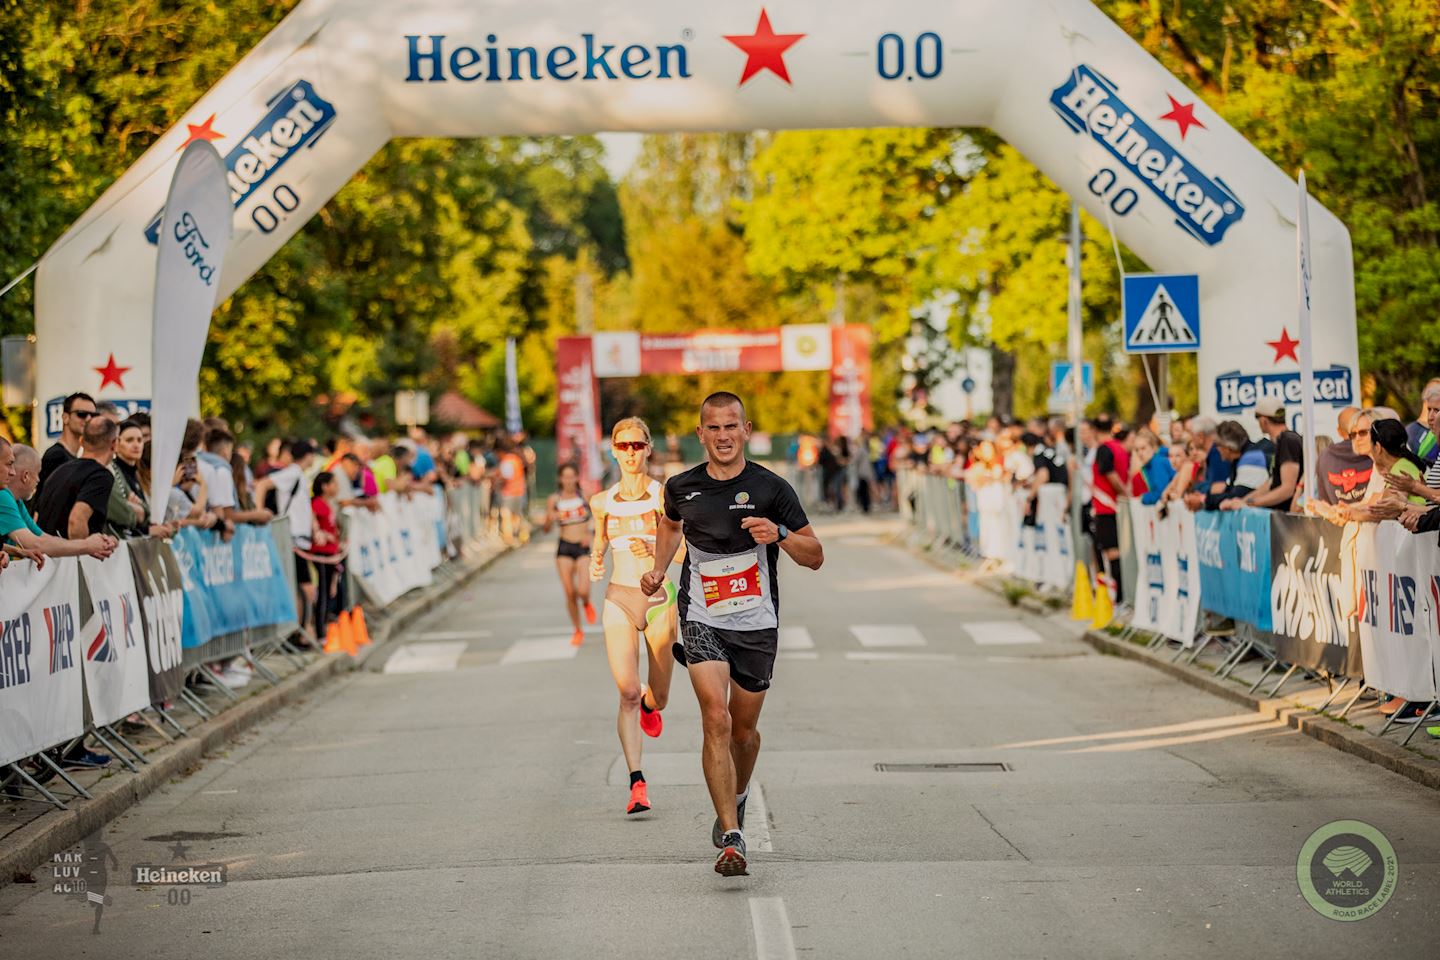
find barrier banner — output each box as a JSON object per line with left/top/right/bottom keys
{"left": 1268, "top": 513, "right": 1361, "bottom": 676}
{"left": 1194, "top": 509, "right": 1273, "bottom": 630}
{"left": 0, "top": 559, "right": 84, "bottom": 767}
{"left": 79, "top": 544, "right": 151, "bottom": 727}
{"left": 349, "top": 494, "right": 435, "bottom": 606}
{"left": 1170, "top": 507, "right": 1203, "bottom": 644}
{"left": 128, "top": 538, "right": 185, "bottom": 703}
{"left": 169, "top": 524, "right": 297, "bottom": 650}
{"left": 1129, "top": 503, "right": 1175, "bottom": 638}
{"left": 1036, "top": 485, "right": 1072, "bottom": 591}
{"left": 1354, "top": 522, "right": 1439, "bottom": 702}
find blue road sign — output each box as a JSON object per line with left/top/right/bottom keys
{"left": 1049, "top": 361, "right": 1094, "bottom": 406}
{"left": 1123, "top": 273, "right": 1200, "bottom": 354}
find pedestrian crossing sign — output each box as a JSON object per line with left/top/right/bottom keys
{"left": 1123, "top": 274, "right": 1200, "bottom": 354}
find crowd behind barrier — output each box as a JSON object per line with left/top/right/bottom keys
{"left": 1, "top": 395, "right": 521, "bottom": 809}
{"left": 900, "top": 465, "right": 1440, "bottom": 746}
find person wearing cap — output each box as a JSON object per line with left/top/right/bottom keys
{"left": 1219, "top": 398, "right": 1303, "bottom": 511}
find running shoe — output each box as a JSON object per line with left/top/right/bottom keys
{"left": 61, "top": 748, "right": 112, "bottom": 770}
{"left": 639, "top": 690, "right": 663, "bottom": 738}
{"left": 714, "top": 831, "right": 748, "bottom": 876}
{"left": 583, "top": 600, "right": 597, "bottom": 625}
{"left": 626, "top": 780, "right": 650, "bottom": 815}
{"left": 1378, "top": 696, "right": 1406, "bottom": 716}
{"left": 1427, "top": 725, "right": 1440, "bottom": 739}
{"left": 1391, "top": 704, "right": 1435, "bottom": 724}
{"left": 571, "top": 629, "right": 584, "bottom": 647}
{"left": 712, "top": 793, "right": 748, "bottom": 848}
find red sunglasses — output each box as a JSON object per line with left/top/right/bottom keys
{"left": 613, "top": 441, "right": 649, "bottom": 452}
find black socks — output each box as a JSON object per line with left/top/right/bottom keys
{"left": 630, "top": 770, "right": 645, "bottom": 787}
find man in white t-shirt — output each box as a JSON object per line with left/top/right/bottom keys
{"left": 256, "top": 439, "right": 317, "bottom": 549}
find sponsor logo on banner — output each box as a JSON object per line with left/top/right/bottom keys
{"left": 145, "top": 80, "right": 337, "bottom": 243}
{"left": 45, "top": 398, "right": 151, "bottom": 442}
{"left": 1050, "top": 64, "right": 1244, "bottom": 245}
{"left": 1214, "top": 366, "right": 1355, "bottom": 414}
{"left": 403, "top": 34, "right": 692, "bottom": 83}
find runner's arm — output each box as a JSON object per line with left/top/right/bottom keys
{"left": 642, "top": 514, "right": 684, "bottom": 595}
{"left": 740, "top": 517, "right": 823, "bottom": 570}
{"left": 588, "top": 493, "right": 609, "bottom": 581}
{"left": 542, "top": 494, "right": 557, "bottom": 534}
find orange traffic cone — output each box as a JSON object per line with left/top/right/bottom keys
{"left": 352, "top": 607, "right": 372, "bottom": 647}
{"left": 323, "top": 621, "right": 344, "bottom": 654}
{"left": 338, "top": 610, "right": 359, "bottom": 656}
{"left": 1070, "top": 562, "right": 1094, "bottom": 622}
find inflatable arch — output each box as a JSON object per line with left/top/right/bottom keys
{"left": 34, "top": 0, "right": 1358, "bottom": 440}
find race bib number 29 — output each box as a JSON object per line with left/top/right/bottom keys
{"left": 699, "top": 554, "right": 763, "bottom": 617}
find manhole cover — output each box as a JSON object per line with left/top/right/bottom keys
{"left": 874, "top": 762, "right": 1010, "bottom": 773}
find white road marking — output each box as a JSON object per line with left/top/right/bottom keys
{"left": 523, "top": 625, "right": 601, "bottom": 635}
{"left": 747, "top": 781, "right": 773, "bottom": 852}
{"left": 383, "top": 641, "right": 468, "bottom": 674}
{"left": 500, "top": 636, "right": 581, "bottom": 665}
{"left": 779, "top": 627, "right": 814, "bottom": 650}
{"left": 749, "top": 897, "right": 798, "bottom": 960}
{"left": 966, "top": 621, "right": 1044, "bottom": 646}
{"left": 409, "top": 630, "right": 492, "bottom": 641}
{"left": 845, "top": 652, "right": 958, "bottom": 663}
{"left": 850, "top": 624, "right": 928, "bottom": 647}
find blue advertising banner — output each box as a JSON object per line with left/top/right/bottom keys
{"left": 1194, "top": 508, "right": 1272, "bottom": 630}
{"left": 168, "top": 524, "right": 296, "bottom": 649}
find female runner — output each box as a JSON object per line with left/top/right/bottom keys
{"left": 542, "top": 462, "right": 597, "bottom": 646}
{"left": 590, "top": 417, "right": 680, "bottom": 815}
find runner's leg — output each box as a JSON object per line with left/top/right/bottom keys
{"left": 556, "top": 555, "right": 581, "bottom": 634}
{"left": 603, "top": 604, "right": 645, "bottom": 775}
{"left": 728, "top": 681, "right": 766, "bottom": 797}
{"left": 641, "top": 602, "right": 677, "bottom": 712}
{"left": 689, "top": 659, "right": 739, "bottom": 832}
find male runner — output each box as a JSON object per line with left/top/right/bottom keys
{"left": 642, "top": 392, "right": 823, "bottom": 877}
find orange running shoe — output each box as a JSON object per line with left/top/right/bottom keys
{"left": 639, "top": 691, "right": 663, "bottom": 739}
{"left": 571, "top": 629, "right": 584, "bottom": 647}
{"left": 583, "top": 600, "right": 597, "bottom": 624}
{"left": 627, "top": 779, "right": 650, "bottom": 815}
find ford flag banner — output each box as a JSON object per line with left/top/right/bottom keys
{"left": 149, "top": 140, "right": 233, "bottom": 518}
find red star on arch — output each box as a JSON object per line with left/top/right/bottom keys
{"left": 724, "top": 9, "right": 806, "bottom": 86}
{"left": 94, "top": 353, "right": 131, "bottom": 390}
{"left": 1158, "top": 94, "right": 1206, "bottom": 140}
{"left": 178, "top": 114, "right": 224, "bottom": 150}
{"left": 1267, "top": 328, "right": 1300, "bottom": 364}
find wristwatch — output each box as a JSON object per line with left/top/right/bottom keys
{"left": 776, "top": 524, "right": 789, "bottom": 542}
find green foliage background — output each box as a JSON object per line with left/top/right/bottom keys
{"left": 2, "top": 0, "right": 1436, "bottom": 438}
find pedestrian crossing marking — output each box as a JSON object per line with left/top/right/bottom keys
{"left": 850, "top": 625, "right": 928, "bottom": 647}
{"left": 966, "top": 621, "right": 1044, "bottom": 646}
{"left": 382, "top": 641, "right": 468, "bottom": 674}
{"left": 779, "top": 627, "right": 814, "bottom": 650}
{"left": 845, "top": 652, "right": 958, "bottom": 662}
{"left": 500, "top": 636, "right": 582, "bottom": 665}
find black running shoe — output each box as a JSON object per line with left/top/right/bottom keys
{"left": 712, "top": 793, "right": 748, "bottom": 849}
{"left": 672, "top": 640, "right": 688, "bottom": 668}
{"left": 714, "top": 831, "right": 748, "bottom": 877}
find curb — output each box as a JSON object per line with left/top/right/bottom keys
{"left": 1077, "top": 626, "right": 1440, "bottom": 793}
{"left": 899, "top": 534, "right": 1440, "bottom": 794}
{"left": 0, "top": 543, "right": 509, "bottom": 889}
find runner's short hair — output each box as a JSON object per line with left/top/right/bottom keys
{"left": 700, "top": 391, "right": 746, "bottom": 421}
{"left": 611, "top": 416, "right": 652, "bottom": 444}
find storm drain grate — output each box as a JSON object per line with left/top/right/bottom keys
{"left": 874, "top": 762, "right": 1010, "bottom": 773}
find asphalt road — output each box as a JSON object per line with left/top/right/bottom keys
{"left": 2, "top": 516, "right": 1436, "bottom": 958}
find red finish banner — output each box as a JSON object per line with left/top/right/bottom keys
{"left": 828, "top": 324, "right": 873, "bottom": 439}
{"left": 555, "top": 337, "right": 604, "bottom": 490}
{"left": 591, "top": 325, "right": 833, "bottom": 378}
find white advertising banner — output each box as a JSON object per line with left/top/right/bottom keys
{"left": 35, "top": 0, "right": 1357, "bottom": 442}
{"left": 1354, "top": 522, "right": 1440, "bottom": 704}
{"left": 1036, "top": 484, "right": 1072, "bottom": 591}
{"left": 148, "top": 140, "right": 233, "bottom": 516}
{"left": 348, "top": 494, "right": 437, "bottom": 607}
{"left": 0, "top": 559, "right": 84, "bottom": 767}
{"left": 78, "top": 544, "right": 152, "bottom": 727}
{"left": 1128, "top": 501, "right": 1199, "bottom": 645}
{"left": 1169, "top": 505, "right": 1203, "bottom": 645}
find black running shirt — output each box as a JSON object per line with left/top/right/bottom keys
{"left": 664, "top": 461, "right": 810, "bottom": 631}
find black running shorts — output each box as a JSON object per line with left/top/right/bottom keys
{"left": 681, "top": 621, "right": 778, "bottom": 694}
{"left": 1092, "top": 513, "right": 1119, "bottom": 553}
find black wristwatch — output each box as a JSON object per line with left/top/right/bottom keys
{"left": 776, "top": 524, "right": 789, "bottom": 542}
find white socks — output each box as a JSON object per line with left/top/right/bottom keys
{"left": 736, "top": 786, "right": 750, "bottom": 804}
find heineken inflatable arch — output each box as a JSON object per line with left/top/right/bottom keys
{"left": 33, "top": 0, "right": 1358, "bottom": 438}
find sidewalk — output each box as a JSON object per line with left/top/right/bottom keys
{"left": 0, "top": 539, "right": 509, "bottom": 889}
